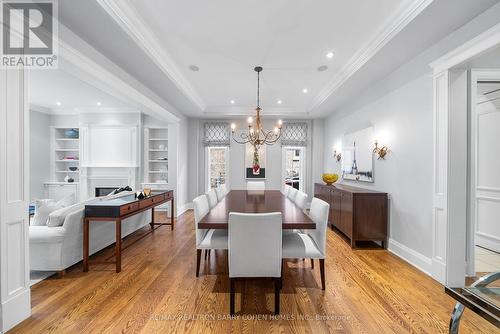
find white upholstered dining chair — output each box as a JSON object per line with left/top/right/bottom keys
{"left": 294, "top": 190, "right": 308, "bottom": 211}
{"left": 193, "top": 194, "right": 228, "bottom": 277}
{"left": 221, "top": 184, "right": 229, "bottom": 196}
{"left": 246, "top": 181, "right": 265, "bottom": 191}
{"left": 215, "top": 186, "right": 225, "bottom": 201}
{"left": 228, "top": 212, "right": 282, "bottom": 315}
{"left": 282, "top": 197, "right": 329, "bottom": 290}
{"left": 287, "top": 187, "right": 298, "bottom": 201}
{"left": 206, "top": 189, "right": 218, "bottom": 209}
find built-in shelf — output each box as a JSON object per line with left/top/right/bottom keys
{"left": 44, "top": 182, "right": 79, "bottom": 185}
{"left": 144, "top": 127, "right": 169, "bottom": 184}
{"left": 51, "top": 127, "right": 81, "bottom": 184}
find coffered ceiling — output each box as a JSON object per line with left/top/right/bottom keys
{"left": 58, "top": 0, "right": 499, "bottom": 118}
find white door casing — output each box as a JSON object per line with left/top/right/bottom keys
{"left": 430, "top": 22, "right": 500, "bottom": 286}
{"left": 470, "top": 70, "right": 500, "bottom": 270}
{"left": 0, "top": 68, "right": 31, "bottom": 331}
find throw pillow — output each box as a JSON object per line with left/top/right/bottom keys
{"left": 31, "top": 200, "right": 63, "bottom": 226}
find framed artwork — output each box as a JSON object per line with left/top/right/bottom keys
{"left": 341, "top": 126, "right": 374, "bottom": 182}
{"left": 245, "top": 143, "right": 266, "bottom": 179}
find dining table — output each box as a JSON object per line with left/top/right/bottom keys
{"left": 198, "top": 190, "right": 315, "bottom": 230}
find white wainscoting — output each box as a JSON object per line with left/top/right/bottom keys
{"left": 0, "top": 69, "right": 31, "bottom": 331}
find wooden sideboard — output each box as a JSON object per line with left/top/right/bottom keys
{"left": 315, "top": 183, "right": 388, "bottom": 248}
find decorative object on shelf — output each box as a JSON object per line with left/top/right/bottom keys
{"left": 245, "top": 142, "right": 266, "bottom": 179}
{"left": 322, "top": 173, "right": 339, "bottom": 185}
{"left": 341, "top": 126, "right": 374, "bottom": 183}
{"left": 230, "top": 66, "right": 283, "bottom": 148}
{"left": 143, "top": 188, "right": 151, "bottom": 197}
{"left": 64, "top": 174, "right": 74, "bottom": 183}
{"left": 64, "top": 128, "right": 79, "bottom": 139}
{"left": 68, "top": 166, "right": 78, "bottom": 171}
{"left": 63, "top": 156, "right": 78, "bottom": 160}
{"left": 159, "top": 144, "right": 165, "bottom": 150}
{"left": 373, "top": 140, "right": 389, "bottom": 160}
{"left": 333, "top": 148, "right": 342, "bottom": 162}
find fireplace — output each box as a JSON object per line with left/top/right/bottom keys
{"left": 95, "top": 187, "right": 119, "bottom": 197}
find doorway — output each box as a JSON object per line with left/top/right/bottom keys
{"left": 469, "top": 74, "right": 500, "bottom": 279}
{"left": 282, "top": 147, "right": 305, "bottom": 191}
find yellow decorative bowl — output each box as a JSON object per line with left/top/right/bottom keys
{"left": 322, "top": 173, "right": 339, "bottom": 185}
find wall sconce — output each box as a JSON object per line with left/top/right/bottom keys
{"left": 333, "top": 149, "right": 342, "bottom": 162}
{"left": 373, "top": 140, "right": 389, "bottom": 160}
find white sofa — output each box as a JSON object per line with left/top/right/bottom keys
{"left": 29, "top": 191, "right": 151, "bottom": 273}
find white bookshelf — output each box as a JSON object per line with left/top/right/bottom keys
{"left": 142, "top": 127, "right": 170, "bottom": 212}
{"left": 143, "top": 127, "right": 169, "bottom": 184}
{"left": 50, "top": 127, "right": 81, "bottom": 183}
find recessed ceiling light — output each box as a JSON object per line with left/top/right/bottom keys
{"left": 97, "top": 102, "right": 102, "bottom": 106}
{"left": 302, "top": 88, "right": 308, "bottom": 94}
{"left": 326, "top": 51, "right": 334, "bottom": 59}
{"left": 277, "top": 100, "right": 282, "bottom": 104}
{"left": 56, "top": 101, "right": 61, "bottom": 106}
{"left": 317, "top": 65, "right": 328, "bottom": 72}
{"left": 189, "top": 65, "right": 200, "bottom": 72}
{"left": 230, "top": 99, "right": 235, "bottom": 104}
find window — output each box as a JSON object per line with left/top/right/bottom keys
{"left": 282, "top": 147, "right": 305, "bottom": 191}
{"left": 206, "top": 147, "right": 228, "bottom": 190}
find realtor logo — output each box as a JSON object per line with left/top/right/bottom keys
{"left": 1, "top": 0, "right": 58, "bottom": 68}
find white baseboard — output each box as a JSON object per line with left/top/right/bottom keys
{"left": 388, "top": 238, "right": 432, "bottom": 276}
{"left": 1, "top": 288, "right": 31, "bottom": 332}
{"left": 476, "top": 231, "right": 500, "bottom": 253}
{"left": 177, "top": 203, "right": 192, "bottom": 217}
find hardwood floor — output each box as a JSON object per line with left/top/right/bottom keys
{"left": 12, "top": 211, "right": 497, "bottom": 333}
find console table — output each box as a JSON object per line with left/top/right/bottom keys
{"left": 315, "top": 183, "right": 388, "bottom": 248}
{"left": 83, "top": 190, "right": 174, "bottom": 273}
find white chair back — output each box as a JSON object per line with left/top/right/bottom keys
{"left": 306, "top": 198, "right": 330, "bottom": 256}
{"left": 247, "top": 181, "right": 265, "bottom": 191}
{"left": 228, "top": 212, "right": 282, "bottom": 278}
{"left": 193, "top": 195, "right": 210, "bottom": 247}
{"left": 282, "top": 185, "right": 291, "bottom": 196}
{"left": 221, "top": 184, "right": 229, "bottom": 196}
{"left": 288, "top": 187, "right": 298, "bottom": 201}
{"left": 206, "top": 189, "right": 218, "bottom": 209}
{"left": 215, "top": 187, "right": 225, "bottom": 201}
{"left": 294, "top": 191, "right": 308, "bottom": 211}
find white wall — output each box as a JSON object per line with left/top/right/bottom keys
{"left": 323, "top": 75, "right": 434, "bottom": 269}
{"left": 30, "top": 110, "right": 50, "bottom": 199}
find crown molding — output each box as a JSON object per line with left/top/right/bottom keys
{"left": 96, "top": 0, "right": 206, "bottom": 111}
{"left": 309, "top": 0, "right": 434, "bottom": 112}
{"left": 430, "top": 22, "right": 500, "bottom": 74}
{"left": 29, "top": 104, "right": 54, "bottom": 114}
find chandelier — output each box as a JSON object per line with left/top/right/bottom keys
{"left": 230, "top": 66, "right": 283, "bottom": 148}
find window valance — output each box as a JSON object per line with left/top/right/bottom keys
{"left": 203, "top": 122, "right": 230, "bottom": 147}
{"left": 281, "top": 122, "right": 308, "bottom": 147}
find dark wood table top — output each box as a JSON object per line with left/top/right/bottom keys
{"left": 198, "top": 190, "right": 315, "bottom": 230}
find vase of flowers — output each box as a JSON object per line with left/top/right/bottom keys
{"left": 252, "top": 146, "right": 260, "bottom": 175}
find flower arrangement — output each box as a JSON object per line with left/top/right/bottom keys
{"left": 252, "top": 146, "right": 260, "bottom": 174}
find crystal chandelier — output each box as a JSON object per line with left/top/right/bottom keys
{"left": 230, "top": 66, "right": 283, "bottom": 147}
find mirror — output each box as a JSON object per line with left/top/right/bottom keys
{"left": 341, "top": 126, "right": 374, "bottom": 182}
